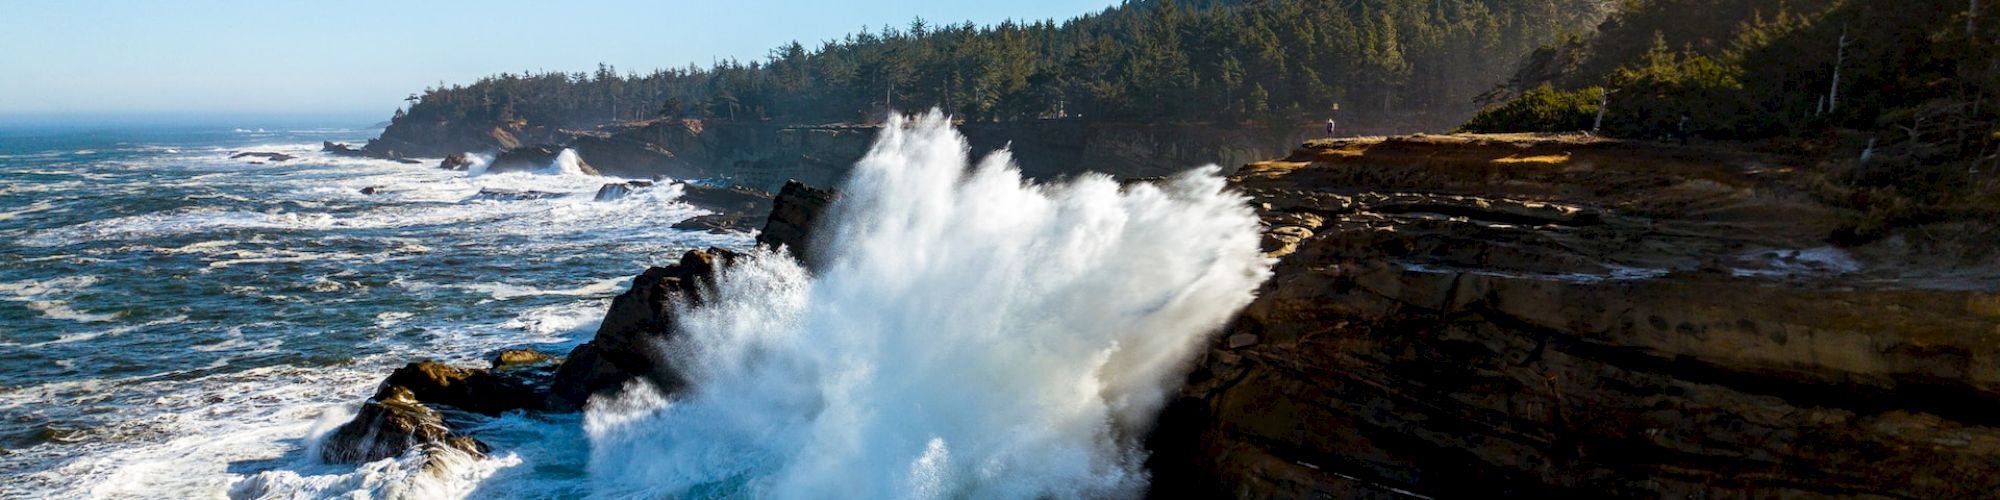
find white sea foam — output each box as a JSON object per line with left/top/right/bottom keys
{"left": 450, "top": 276, "right": 630, "bottom": 301}
{"left": 584, "top": 111, "right": 1273, "bottom": 498}
{"left": 0, "top": 276, "right": 116, "bottom": 323}
{"left": 0, "top": 199, "right": 60, "bottom": 222}
{"left": 0, "top": 135, "right": 694, "bottom": 499}
{"left": 374, "top": 311, "right": 416, "bottom": 328}
{"left": 495, "top": 300, "right": 609, "bottom": 341}
{"left": 0, "top": 361, "right": 358, "bottom": 482}
{"left": 14, "top": 316, "right": 186, "bottom": 349}
{"left": 22, "top": 158, "right": 703, "bottom": 248}
{"left": 548, "top": 149, "right": 592, "bottom": 176}
{"left": 462, "top": 152, "right": 495, "bottom": 177}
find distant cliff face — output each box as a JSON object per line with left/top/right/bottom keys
{"left": 363, "top": 118, "right": 566, "bottom": 160}
{"left": 1147, "top": 135, "right": 2000, "bottom": 498}
{"left": 366, "top": 116, "right": 1312, "bottom": 187}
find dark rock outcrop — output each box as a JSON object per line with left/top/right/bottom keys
{"left": 540, "top": 180, "right": 837, "bottom": 410}
{"left": 545, "top": 248, "right": 737, "bottom": 411}
{"left": 1146, "top": 134, "right": 2000, "bottom": 498}
{"left": 375, "top": 360, "right": 544, "bottom": 416}
{"left": 320, "top": 352, "right": 561, "bottom": 464}
{"left": 488, "top": 145, "right": 599, "bottom": 176}
{"left": 322, "top": 141, "right": 366, "bottom": 157}
{"left": 676, "top": 183, "right": 771, "bottom": 216}
{"left": 364, "top": 119, "right": 554, "bottom": 160}
{"left": 756, "top": 180, "right": 837, "bottom": 264}
{"left": 670, "top": 214, "right": 754, "bottom": 233}
{"left": 440, "top": 152, "right": 472, "bottom": 170}
{"left": 571, "top": 130, "right": 701, "bottom": 179}
{"left": 319, "top": 386, "right": 488, "bottom": 464}
{"left": 489, "top": 349, "right": 556, "bottom": 370}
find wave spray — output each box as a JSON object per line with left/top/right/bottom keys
{"left": 584, "top": 111, "right": 1273, "bottom": 498}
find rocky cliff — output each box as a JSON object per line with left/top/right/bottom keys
{"left": 1147, "top": 134, "right": 2000, "bottom": 498}
{"left": 362, "top": 118, "right": 565, "bottom": 160}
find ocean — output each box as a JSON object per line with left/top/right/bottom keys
{"left": 0, "top": 124, "right": 743, "bottom": 497}
{"left": 0, "top": 113, "right": 1271, "bottom": 498}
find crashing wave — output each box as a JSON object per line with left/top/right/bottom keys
{"left": 583, "top": 110, "right": 1273, "bottom": 498}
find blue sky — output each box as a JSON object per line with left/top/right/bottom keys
{"left": 0, "top": 0, "right": 1118, "bottom": 124}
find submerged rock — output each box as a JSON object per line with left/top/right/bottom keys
{"left": 229, "top": 151, "right": 296, "bottom": 162}
{"left": 319, "top": 386, "right": 488, "bottom": 464}
{"left": 592, "top": 180, "right": 656, "bottom": 202}
{"left": 464, "top": 188, "right": 564, "bottom": 202}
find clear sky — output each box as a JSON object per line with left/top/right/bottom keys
{"left": 0, "top": 0, "right": 1119, "bottom": 125}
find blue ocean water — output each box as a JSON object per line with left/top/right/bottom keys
{"left": 0, "top": 124, "right": 743, "bottom": 497}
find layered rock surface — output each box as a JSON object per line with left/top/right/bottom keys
{"left": 1147, "top": 134, "right": 2000, "bottom": 498}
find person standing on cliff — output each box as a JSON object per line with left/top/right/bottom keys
{"left": 1676, "top": 114, "right": 1691, "bottom": 146}
{"left": 1326, "top": 118, "right": 1337, "bottom": 139}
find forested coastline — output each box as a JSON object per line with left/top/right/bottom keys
{"left": 383, "top": 0, "right": 1611, "bottom": 135}
{"left": 1465, "top": 0, "right": 1998, "bottom": 240}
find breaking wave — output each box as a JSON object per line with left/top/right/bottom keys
{"left": 583, "top": 111, "right": 1273, "bottom": 498}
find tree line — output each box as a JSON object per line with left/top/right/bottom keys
{"left": 1465, "top": 0, "right": 1999, "bottom": 239}
{"left": 389, "top": 0, "right": 1611, "bottom": 133}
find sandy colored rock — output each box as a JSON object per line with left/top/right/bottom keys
{"left": 1148, "top": 134, "right": 2000, "bottom": 498}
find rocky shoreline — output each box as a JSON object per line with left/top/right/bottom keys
{"left": 1151, "top": 134, "right": 2000, "bottom": 497}
{"left": 321, "top": 133, "right": 1999, "bottom": 497}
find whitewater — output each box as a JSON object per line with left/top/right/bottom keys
{"left": 0, "top": 113, "right": 1270, "bottom": 499}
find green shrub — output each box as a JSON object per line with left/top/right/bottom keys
{"left": 1601, "top": 36, "right": 1752, "bottom": 138}
{"left": 1458, "top": 84, "right": 1604, "bottom": 133}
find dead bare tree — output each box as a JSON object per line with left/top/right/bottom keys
{"left": 1593, "top": 89, "right": 1613, "bottom": 135}
{"left": 1830, "top": 25, "right": 1852, "bottom": 115}
{"left": 1973, "top": 0, "right": 1982, "bottom": 38}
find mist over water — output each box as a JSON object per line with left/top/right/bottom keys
{"left": 584, "top": 112, "right": 1273, "bottom": 498}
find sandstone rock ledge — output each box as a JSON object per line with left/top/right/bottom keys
{"left": 1147, "top": 134, "right": 2000, "bottom": 498}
